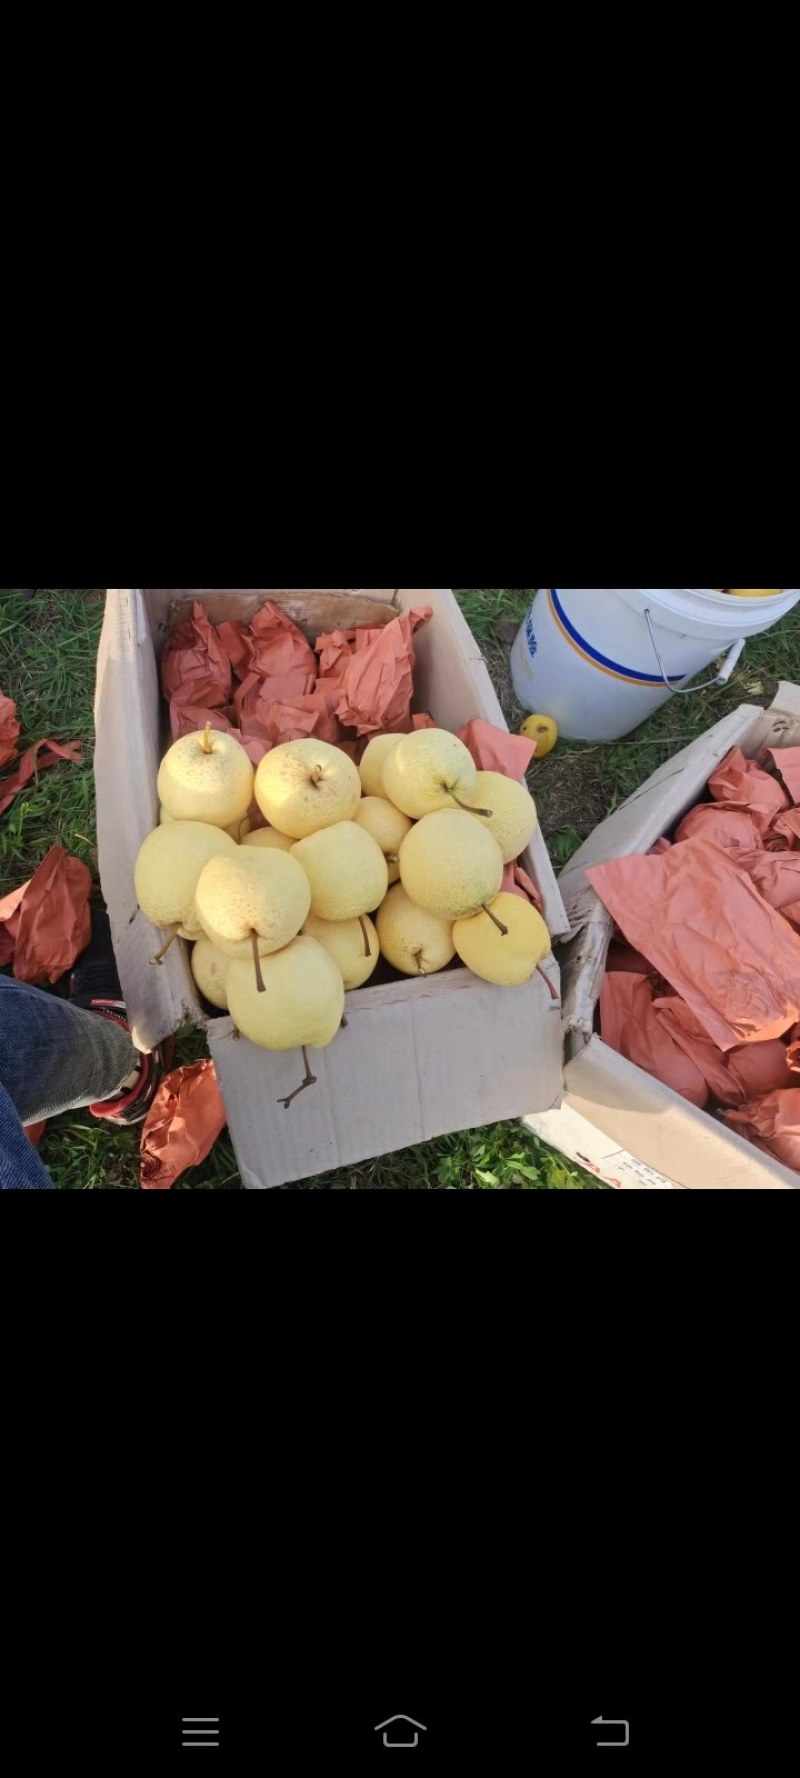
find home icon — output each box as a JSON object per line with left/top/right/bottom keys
{"left": 374, "top": 1715, "right": 428, "bottom": 1749}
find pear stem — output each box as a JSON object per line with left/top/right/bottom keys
{"left": 201, "top": 722, "right": 214, "bottom": 754}
{"left": 251, "top": 929, "right": 266, "bottom": 994}
{"left": 151, "top": 929, "right": 177, "bottom": 966}
{"left": 537, "top": 962, "right": 559, "bottom": 1001}
{"left": 451, "top": 791, "right": 494, "bottom": 818}
{"left": 358, "top": 916, "right": 371, "bottom": 958}
{"left": 279, "top": 1046, "right": 317, "bottom": 1111}
{"left": 413, "top": 950, "right": 428, "bottom": 977}
{"left": 482, "top": 903, "right": 509, "bottom": 937}
{"left": 310, "top": 765, "right": 324, "bottom": 787}
{"left": 340, "top": 1015, "right": 349, "bottom": 1030}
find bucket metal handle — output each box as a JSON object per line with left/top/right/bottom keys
{"left": 644, "top": 608, "right": 746, "bottom": 695}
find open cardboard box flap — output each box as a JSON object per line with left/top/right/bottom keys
{"left": 95, "top": 590, "right": 568, "bottom": 1188}
{"left": 525, "top": 685, "right": 800, "bottom": 1190}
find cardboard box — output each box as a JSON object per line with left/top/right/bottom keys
{"left": 524, "top": 685, "right": 800, "bottom": 1190}
{"left": 96, "top": 590, "right": 570, "bottom": 1189}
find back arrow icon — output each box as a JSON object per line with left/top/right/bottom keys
{"left": 591, "top": 1717, "right": 630, "bottom": 1748}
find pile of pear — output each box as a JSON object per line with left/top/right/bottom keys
{"left": 134, "top": 720, "right": 553, "bottom": 1103}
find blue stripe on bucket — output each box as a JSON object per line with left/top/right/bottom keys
{"left": 550, "top": 590, "right": 687, "bottom": 685}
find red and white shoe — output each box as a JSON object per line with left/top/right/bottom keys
{"left": 70, "top": 912, "right": 174, "bottom": 1127}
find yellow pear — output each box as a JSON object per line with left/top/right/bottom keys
{"left": 160, "top": 803, "right": 245, "bottom": 842}
{"left": 194, "top": 849, "right": 311, "bottom": 991}
{"left": 178, "top": 902, "right": 203, "bottom": 941}
{"left": 359, "top": 733, "right": 403, "bottom": 798}
{"left": 468, "top": 772, "right": 538, "bottom": 863}
{"left": 376, "top": 884, "right": 455, "bottom": 977}
{"left": 291, "top": 822, "right": 389, "bottom": 921}
{"left": 241, "top": 827, "right": 295, "bottom": 853}
{"left": 354, "top": 797, "right": 413, "bottom": 884}
{"left": 303, "top": 911, "right": 379, "bottom": 989}
{"left": 227, "top": 936, "right": 345, "bottom": 1050}
{"left": 453, "top": 893, "right": 552, "bottom": 987}
{"left": 190, "top": 936, "right": 232, "bottom": 1011}
{"left": 519, "top": 714, "right": 558, "bottom": 757}
{"left": 157, "top": 724, "right": 254, "bottom": 829}
{"left": 399, "top": 809, "right": 503, "bottom": 920}
{"left": 382, "top": 728, "right": 490, "bottom": 820}
{"left": 134, "top": 822, "right": 237, "bottom": 933}
{"left": 255, "top": 738, "right": 361, "bottom": 839}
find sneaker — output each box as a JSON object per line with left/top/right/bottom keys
{"left": 70, "top": 910, "right": 174, "bottom": 1127}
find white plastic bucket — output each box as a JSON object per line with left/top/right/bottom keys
{"left": 511, "top": 588, "right": 800, "bottom": 742}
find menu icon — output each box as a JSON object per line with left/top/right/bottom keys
{"left": 182, "top": 1718, "right": 220, "bottom": 1751}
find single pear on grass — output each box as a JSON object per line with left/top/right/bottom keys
{"left": 453, "top": 893, "right": 552, "bottom": 987}
{"left": 194, "top": 849, "right": 311, "bottom": 992}
{"left": 134, "top": 822, "right": 238, "bottom": 963}
{"left": 241, "top": 827, "right": 295, "bottom": 853}
{"left": 255, "top": 738, "right": 361, "bottom": 839}
{"left": 291, "top": 822, "right": 389, "bottom": 922}
{"left": 399, "top": 809, "right": 503, "bottom": 921}
{"left": 354, "top": 797, "right": 413, "bottom": 884}
{"left": 158, "top": 725, "right": 254, "bottom": 829}
{"left": 467, "top": 772, "right": 538, "bottom": 864}
{"left": 382, "top": 728, "right": 493, "bottom": 821}
{"left": 359, "top": 733, "right": 403, "bottom": 799}
{"left": 376, "top": 884, "right": 455, "bottom": 977}
{"left": 190, "top": 935, "right": 232, "bottom": 1011}
{"left": 303, "top": 911, "right": 380, "bottom": 990}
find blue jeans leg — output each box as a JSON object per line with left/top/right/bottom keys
{"left": 0, "top": 1080, "right": 55, "bottom": 1189}
{"left": 0, "top": 977, "right": 139, "bottom": 1190}
{"left": 0, "top": 976, "right": 138, "bottom": 1123}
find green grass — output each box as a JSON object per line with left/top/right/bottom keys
{"left": 5, "top": 587, "right": 799, "bottom": 1189}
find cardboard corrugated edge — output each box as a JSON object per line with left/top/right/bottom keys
{"left": 532, "top": 684, "right": 800, "bottom": 1189}
{"left": 96, "top": 590, "right": 567, "bottom": 1185}
{"left": 95, "top": 590, "right": 200, "bottom": 1051}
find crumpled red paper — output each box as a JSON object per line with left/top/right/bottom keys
{"left": 599, "top": 973, "right": 709, "bottom": 1107}
{"left": 161, "top": 600, "right": 233, "bottom": 712}
{"left": 725, "top": 1091, "right": 800, "bottom": 1170}
{"left": 140, "top": 1059, "right": 227, "bottom": 1190}
{"left": 457, "top": 719, "right": 537, "bottom": 780}
{"left": 242, "top": 601, "right": 318, "bottom": 681}
{"left": 333, "top": 609, "right": 432, "bottom": 736}
{"left": 500, "top": 862, "right": 544, "bottom": 912}
{"left": 736, "top": 850, "right": 800, "bottom": 914}
{"left": 653, "top": 995, "right": 791, "bottom": 1106}
{"left": 606, "top": 942, "right": 660, "bottom": 977}
{"left": 169, "top": 703, "right": 241, "bottom": 744}
{"left": 651, "top": 995, "right": 737, "bottom": 1104}
{"left": 673, "top": 804, "right": 764, "bottom": 855}
{"left": 233, "top": 670, "right": 317, "bottom": 724}
{"left": 0, "top": 845, "right": 92, "bottom": 982}
{"left": 316, "top": 627, "right": 362, "bottom": 683}
{"left": 0, "top": 735, "right": 83, "bottom": 817}
{"left": 707, "top": 746, "right": 790, "bottom": 833}
{"left": 762, "top": 746, "right": 800, "bottom": 805}
{"left": 216, "top": 619, "right": 252, "bottom": 679}
{"left": 588, "top": 837, "right": 800, "bottom": 1049}
{"left": 1, "top": 692, "right": 21, "bottom": 769}
{"left": 768, "top": 808, "right": 800, "bottom": 850}
{"left": 727, "top": 1041, "right": 792, "bottom": 1100}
